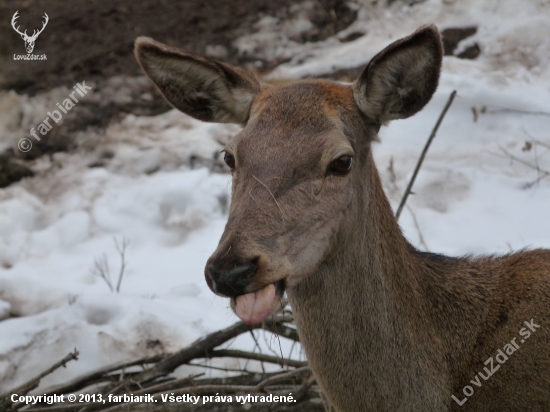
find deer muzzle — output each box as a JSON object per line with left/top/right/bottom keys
{"left": 206, "top": 254, "right": 285, "bottom": 324}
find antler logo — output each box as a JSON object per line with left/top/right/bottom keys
{"left": 12, "top": 10, "right": 49, "bottom": 54}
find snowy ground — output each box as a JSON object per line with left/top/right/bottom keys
{"left": 1, "top": 0, "right": 549, "bottom": 393}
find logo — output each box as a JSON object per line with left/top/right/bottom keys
{"left": 12, "top": 10, "right": 48, "bottom": 60}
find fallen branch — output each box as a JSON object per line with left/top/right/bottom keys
{"left": 293, "top": 375, "right": 317, "bottom": 402}
{"left": 0, "top": 349, "right": 79, "bottom": 411}
{"left": 21, "top": 366, "right": 312, "bottom": 412}
{"left": 254, "top": 366, "right": 310, "bottom": 391}
{"left": 207, "top": 349, "right": 307, "bottom": 368}
{"left": 132, "top": 314, "right": 294, "bottom": 383}
{"left": 5, "top": 312, "right": 313, "bottom": 412}
{"left": 43, "top": 355, "right": 163, "bottom": 397}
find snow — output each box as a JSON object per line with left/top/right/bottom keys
{"left": 0, "top": 0, "right": 549, "bottom": 394}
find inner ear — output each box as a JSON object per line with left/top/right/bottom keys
{"left": 135, "top": 37, "right": 261, "bottom": 125}
{"left": 353, "top": 25, "right": 443, "bottom": 123}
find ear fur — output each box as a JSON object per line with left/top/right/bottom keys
{"left": 134, "top": 37, "right": 261, "bottom": 124}
{"left": 353, "top": 25, "right": 443, "bottom": 123}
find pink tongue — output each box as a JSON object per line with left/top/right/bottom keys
{"left": 235, "top": 284, "right": 276, "bottom": 325}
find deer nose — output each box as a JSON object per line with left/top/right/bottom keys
{"left": 207, "top": 259, "right": 258, "bottom": 297}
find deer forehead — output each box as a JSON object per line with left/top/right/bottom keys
{"left": 251, "top": 80, "right": 355, "bottom": 126}
{"left": 230, "top": 81, "right": 357, "bottom": 168}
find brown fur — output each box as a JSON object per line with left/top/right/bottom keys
{"left": 135, "top": 26, "right": 550, "bottom": 411}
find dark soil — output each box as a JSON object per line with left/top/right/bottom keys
{"left": 0, "top": 0, "right": 357, "bottom": 95}
{"left": 441, "top": 26, "right": 480, "bottom": 59}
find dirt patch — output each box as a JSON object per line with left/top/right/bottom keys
{"left": 0, "top": 149, "right": 33, "bottom": 188}
{"left": 0, "top": 0, "right": 357, "bottom": 95}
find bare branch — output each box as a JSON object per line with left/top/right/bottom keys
{"left": 484, "top": 107, "right": 550, "bottom": 118}
{"left": 91, "top": 238, "right": 129, "bottom": 294}
{"left": 487, "top": 145, "right": 550, "bottom": 189}
{"left": 395, "top": 90, "right": 457, "bottom": 220}
{"left": 206, "top": 349, "right": 307, "bottom": 368}
{"left": 254, "top": 366, "right": 310, "bottom": 391}
{"left": 0, "top": 349, "right": 79, "bottom": 410}
{"left": 11, "top": 314, "right": 313, "bottom": 412}
{"left": 406, "top": 204, "right": 429, "bottom": 251}
{"left": 92, "top": 254, "right": 112, "bottom": 292}
{"left": 132, "top": 314, "right": 294, "bottom": 383}
{"left": 262, "top": 320, "right": 300, "bottom": 342}
{"left": 42, "top": 355, "right": 163, "bottom": 396}
{"left": 293, "top": 375, "right": 317, "bottom": 402}
{"left": 493, "top": 145, "right": 550, "bottom": 176}
{"left": 248, "top": 330, "right": 266, "bottom": 374}
{"left": 533, "top": 139, "right": 550, "bottom": 151}
{"left": 113, "top": 237, "right": 129, "bottom": 293}
{"left": 49, "top": 370, "right": 313, "bottom": 412}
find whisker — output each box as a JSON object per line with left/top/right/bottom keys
{"left": 252, "top": 174, "right": 284, "bottom": 220}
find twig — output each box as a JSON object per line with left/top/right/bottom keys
{"left": 263, "top": 326, "right": 284, "bottom": 362}
{"left": 91, "top": 238, "right": 129, "bottom": 294}
{"left": 293, "top": 375, "right": 317, "bottom": 402}
{"left": 93, "top": 254, "right": 113, "bottom": 292}
{"left": 42, "top": 355, "right": 163, "bottom": 396}
{"left": 254, "top": 366, "right": 310, "bottom": 391}
{"left": 188, "top": 363, "right": 255, "bottom": 374}
{"left": 248, "top": 330, "right": 266, "bottom": 374}
{"left": 287, "top": 339, "right": 297, "bottom": 364}
{"left": 492, "top": 146, "right": 550, "bottom": 176}
{"left": 490, "top": 145, "right": 550, "bottom": 188}
{"left": 262, "top": 320, "right": 299, "bottom": 342}
{"left": 206, "top": 349, "right": 307, "bottom": 368}
{"left": 110, "top": 373, "right": 203, "bottom": 399}
{"left": 0, "top": 349, "right": 79, "bottom": 410}
{"left": 13, "top": 315, "right": 312, "bottom": 412}
{"left": 132, "top": 314, "right": 293, "bottom": 383}
{"left": 405, "top": 205, "right": 429, "bottom": 251}
{"left": 395, "top": 90, "right": 457, "bottom": 220}
{"left": 484, "top": 107, "right": 550, "bottom": 117}
{"left": 97, "top": 372, "right": 313, "bottom": 412}
{"left": 113, "top": 237, "right": 129, "bottom": 293}
{"left": 523, "top": 174, "right": 550, "bottom": 189}
{"left": 533, "top": 138, "right": 550, "bottom": 151}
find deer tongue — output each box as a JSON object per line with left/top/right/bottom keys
{"left": 235, "top": 284, "right": 276, "bottom": 325}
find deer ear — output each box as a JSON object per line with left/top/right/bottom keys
{"left": 353, "top": 25, "right": 443, "bottom": 123}
{"left": 135, "top": 37, "right": 261, "bottom": 124}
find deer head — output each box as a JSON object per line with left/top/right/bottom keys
{"left": 135, "top": 26, "right": 442, "bottom": 325}
{"left": 12, "top": 11, "right": 49, "bottom": 54}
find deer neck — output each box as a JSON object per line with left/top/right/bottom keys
{"left": 286, "top": 150, "right": 450, "bottom": 409}
{"left": 287, "top": 149, "right": 420, "bottom": 332}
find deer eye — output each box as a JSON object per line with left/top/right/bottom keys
{"left": 224, "top": 152, "right": 235, "bottom": 171}
{"left": 329, "top": 155, "right": 353, "bottom": 175}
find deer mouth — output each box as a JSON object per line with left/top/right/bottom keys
{"left": 231, "top": 280, "right": 285, "bottom": 325}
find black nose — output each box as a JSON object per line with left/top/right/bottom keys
{"left": 208, "top": 259, "right": 258, "bottom": 297}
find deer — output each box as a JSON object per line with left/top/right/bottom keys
{"left": 135, "top": 25, "right": 550, "bottom": 411}
{"left": 11, "top": 11, "right": 49, "bottom": 54}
